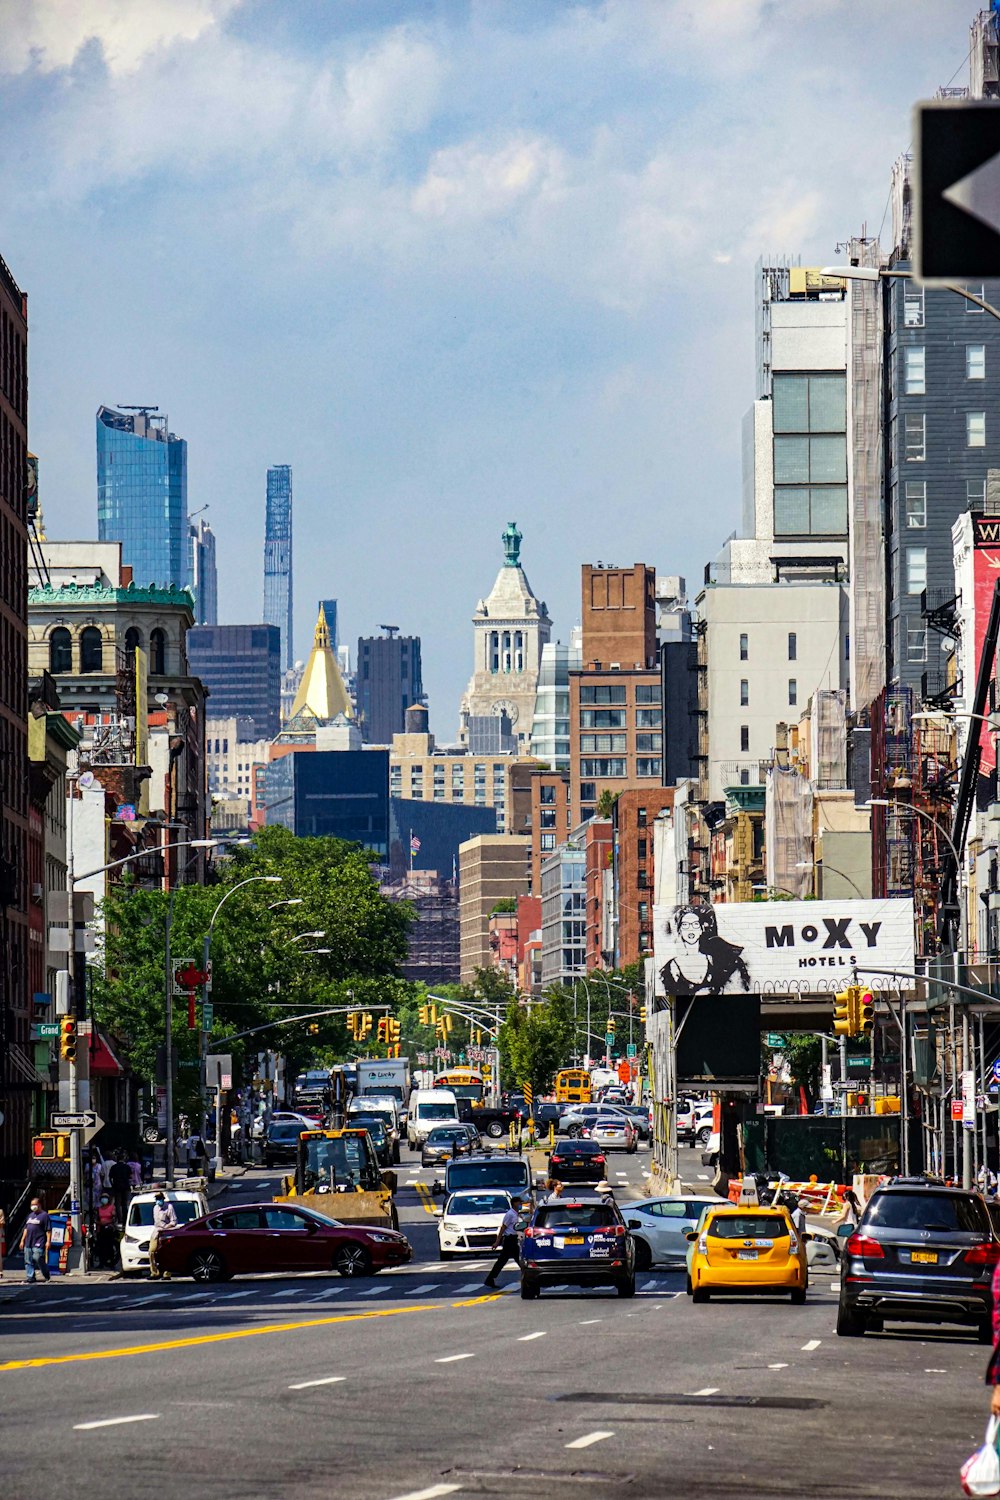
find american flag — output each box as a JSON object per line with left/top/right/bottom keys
{"left": 410, "top": 835, "right": 421, "bottom": 855}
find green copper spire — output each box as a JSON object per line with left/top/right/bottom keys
{"left": 502, "top": 520, "right": 522, "bottom": 568}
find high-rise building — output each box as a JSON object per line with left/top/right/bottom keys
{"left": 357, "top": 631, "right": 423, "bottom": 744}
{"left": 459, "top": 521, "right": 551, "bottom": 753}
{"left": 96, "top": 405, "right": 188, "bottom": 589}
{"left": 529, "top": 637, "right": 581, "bottom": 770}
{"left": 458, "top": 834, "right": 530, "bottom": 983}
{"left": 187, "top": 624, "right": 281, "bottom": 739}
{"left": 189, "top": 517, "right": 218, "bottom": 625}
{"left": 267, "top": 748, "right": 389, "bottom": 855}
{"left": 263, "top": 464, "right": 293, "bottom": 670}
{"left": 0, "top": 251, "right": 30, "bottom": 1183}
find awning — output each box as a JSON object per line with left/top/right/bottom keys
{"left": 89, "top": 1031, "right": 124, "bottom": 1077}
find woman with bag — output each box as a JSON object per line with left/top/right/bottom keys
{"left": 962, "top": 1258, "right": 1000, "bottom": 1494}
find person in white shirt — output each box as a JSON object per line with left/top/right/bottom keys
{"left": 484, "top": 1197, "right": 523, "bottom": 1289}
{"left": 148, "top": 1193, "right": 178, "bottom": 1280}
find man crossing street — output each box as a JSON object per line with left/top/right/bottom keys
{"left": 484, "top": 1196, "right": 522, "bottom": 1290}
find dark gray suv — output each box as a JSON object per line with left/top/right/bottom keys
{"left": 837, "top": 1179, "right": 998, "bottom": 1340}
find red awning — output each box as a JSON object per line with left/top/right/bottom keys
{"left": 89, "top": 1031, "right": 124, "bottom": 1077}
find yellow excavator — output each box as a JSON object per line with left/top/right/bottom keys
{"left": 275, "top": 1127, "right": 399, "bottom": 1231}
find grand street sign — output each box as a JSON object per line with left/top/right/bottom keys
{"left": 915, "top": 100, "right": 1000, "bottom": 283}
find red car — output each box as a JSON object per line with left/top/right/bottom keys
{"left": 156, "top": 1201, "right": 412, "bottom": 1282}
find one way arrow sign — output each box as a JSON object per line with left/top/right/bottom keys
{"left": 916, "top": 100, "right": 1000, "bottom": 283}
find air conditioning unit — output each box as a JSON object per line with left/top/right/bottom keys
{"left": 31, "top": 882, "right": 44, "bottom": 903}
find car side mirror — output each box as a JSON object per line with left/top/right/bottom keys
{"left": 433, "top": 1207, "right": 443, "bottom": 1217}
{"left": 684, "top": 1231, "right": 698, "bottom": 1242}
{"left": 836, "top": 1224, "right": 853, "bottom": 1239}
{"left": 627, "top": 1218, "right": 641, "bottom": 1229}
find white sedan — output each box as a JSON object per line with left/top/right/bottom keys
{"left": 436, "top": 1190, "right": 513, "bottom": 1259}
{"left": 582, "top": 1115, "right": 638, "bottom": 1153}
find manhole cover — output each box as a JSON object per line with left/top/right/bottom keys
{"left": 553, "top": 1393, "right": 825, "bottom": 1411}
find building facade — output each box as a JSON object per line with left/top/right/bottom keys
{"left": 205, "top": 716, "right": 272, "bottom": 804}
{"left": 540, "top": 844, "right": 586, "bottom": 989}
{"left": 529, "top": 637, "right": 581, "bottom": 770}
{"left": 458, "top": 834, "right": 530, "bottom": 984}
{"left": 267, "top": 748, "right": 389, "bottom": 855}
{"left": 189, "top": 517, "right": 218, "bottom": 626}
{"left": 529, "top": 768, "right": 572, "bottom": 891}
{"left": 459, "top": 522, "right": 551, "bottom": 753}
{"left": 96, "top": 405, "right": 188, "bottom": 590}
{"left": 357, "top": 632, "right": 423, "bottom": 744}
{"left": 263, "top": 464, "right": 293, "bottom": 671}
{"left": 390, "top": 709, "right": 534, "bottom": 836}
{"left": 0, "top": 252, "right": 30, "bottom": 1188}
{"left": 187, "top": 624, "right": 281, "bottom": 739}
{"left": 613, "top": 788, "right": 674, "bottom": 967}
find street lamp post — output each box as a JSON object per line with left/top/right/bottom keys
{"left": 201, "top": 875, "right": 282, "bottom": 1174}
{"left": 795, "top": 860, "right": 866, "bottom": 900}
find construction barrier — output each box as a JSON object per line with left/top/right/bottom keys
{"left": 729, "top": 1177, "right": 846, "bottom": 1215}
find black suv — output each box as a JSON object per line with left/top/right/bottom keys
{"left": 837, "top": 1178, "right": 999, "bottom": 1340}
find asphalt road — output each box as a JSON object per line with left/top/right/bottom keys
{"left": 0, "top": 1144, "right": 991, "bottom": 1499}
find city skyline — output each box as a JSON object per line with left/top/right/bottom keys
{"left": 0, "top": 3, "right": 968, "bottom": 725}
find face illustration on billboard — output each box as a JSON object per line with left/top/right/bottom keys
{"left": 659, "top": 904, "right": 751, "bottom": 997}
{"left": 654, "top": 898, "right": 916, "bottom": 995}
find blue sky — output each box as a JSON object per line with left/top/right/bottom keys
{"left": 0, "top": 0, "right": 971, "bottom": 731}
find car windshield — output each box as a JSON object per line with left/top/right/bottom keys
{"left": 535, "top": 1205, "right": 618, "bottom": 1229}
{"left": 447, "top": 1161, "right": 529, "bottom": 1190}
{"left": 865, "top": 1192, "right": 989, "bottom": 1233}
{"left": 302, "top": 1135, "right": 380, "bottom": 1193}
{"left": 420, "top": 1103, "right": 458, "bottom": 1120}
{"left": 557, "top": 1143, "right": 602, "bottom": 1156}
{"left": 128, "top": 1201, "right": 202, "bottom": 1227}
{"left": 448, "top": 1194, "right": 509, "bottom": 1215}
{"left": 708, "top": 1215, "right": 788, "bottom": 1239}
{"left": 350, "top": 1119, "right": 387, "bottom": 1140}
{"left": 427, "top": 1128, "right": 464, "bottom": 1142}
{"left": 268, "top": 1124, "right": 308, "bottom": 1142}
{"left": 594, "top": 1118, "right": 625, "bottom": 1128}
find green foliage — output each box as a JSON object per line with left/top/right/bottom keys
{"left": 596, "top": 789, "right": 619, "bottom": 819}
{"left": 769, "top": 1033, "right": 823, "bottom": 1108}
{"left": 489, "top": 897, "right": 518, "bottom": 915}
{"left": 93, "top": 826, "right": 412, "bottom": 1096}
{"left": 497, "top": 988, "right": 575, "bottom": 1096}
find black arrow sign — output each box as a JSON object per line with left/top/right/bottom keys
{"left": 916, "top": 100, "right": 1000, "bottom": 283}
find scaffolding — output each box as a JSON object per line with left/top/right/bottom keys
{"left": 765, "top": 766, "right": 812, "bottom": 900}
{"left": 810, "top": 688, "right": 848, "bottom": 790}
{"left": 847, "top": 235, "right": 886, "bottom": 713}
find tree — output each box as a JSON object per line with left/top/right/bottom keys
{"left": 498, "top": 989, "right": 575, "bottom": 1097}
{"left": 93, "top": 826, "right": 413, "bottom": 1101}
{"left": 596, "top": 789, "right": 619, "bottom": 819}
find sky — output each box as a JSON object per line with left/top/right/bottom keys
{"left": 0, "top": 0, "right": 976, "bottom": 735}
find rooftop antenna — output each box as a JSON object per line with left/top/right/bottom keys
{"left": 378, "top": 625, "right": 400, "bottom": 638}
{"left": 117, "top": 405, "right": 160, "bottom": 414}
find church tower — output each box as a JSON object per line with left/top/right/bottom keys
{"left": 459, "top": 522, "right": 551, "bottom": 752}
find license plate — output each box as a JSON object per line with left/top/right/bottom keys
{"left": 737, "top": 1250, "right": 758, "bottom": 1261}
{"left": 564, "top": 1236, "right": 584, "bottom": 1245}
{"left": 911, "top": 1250, "right": 939, "bottom": 1265}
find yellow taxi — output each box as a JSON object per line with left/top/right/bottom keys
{"left": 685, "top": 1204, "right": 807, "bottom": 1304}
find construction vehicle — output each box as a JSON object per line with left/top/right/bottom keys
{"left": 275, "top": 1128, "right": 399, "bottom": 1231}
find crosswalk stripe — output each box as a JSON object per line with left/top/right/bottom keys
{"left": 407, "top": 1284, "right": 439, "bottom": 1295}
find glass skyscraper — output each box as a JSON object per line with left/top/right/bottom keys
{"left": 189, "top": 517, "right": 218, "bottom": 625}
{"left": 263, "top": 465, "right": 293, "bottom": 670}
{"left": 96, "top": 405, "right": 188, "bottom": 589}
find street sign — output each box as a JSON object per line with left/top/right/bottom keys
{"left": 626, "top": 1042, "right": 637, "bottom": 1058}
{"left": 916, "top": 101, "right": 1000, "bottom": 283}
{"left": 32, "top": 1022, "right": 60, "bottom": 1039}
{"left": 766, "top": 1033, "right": 787, "bottom": 1050}
{"left": 201, "top": 1003, "right": 214, "bottom": 1031}
{"left": 952, "top": 1099, "right": 964, "bottom": 1122}
{"left": 51, "top": 1109, "right": 104, "bottom": 1145}
{"left": 963, "top": 1068, "right": 977, "bottom": 1129}
{"left": 604, "top": 1032, "right": 615, "bottom": 1049}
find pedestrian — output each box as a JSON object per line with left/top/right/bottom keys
{"left": 187, "top": 1130, "right": 206, "bottom": 1177}
{"left": 595, "top": 1179, "right": 615, "bottom": 1203}
{"left": 543, "top": 1178, "right": 564, "bottom": 1204}
{"left": 835, "top": 1188, "right": 861, "bottom": 1232}
{"left": 19, "top": 1196, "right": 52, "bottom": 1284}
{"left": 128, "top": 1147, "right": 143, "bottom": 1192}
{"left": 108, "top": 1150, "right": 131, "bottom": 1226}
{"left": 790, "top": 1197, "right": 808, "bottom": 1237}
{"left": 95, "top": 1194, "right": 119, "bottom": 1269}
{"left": 484, "top": 1195, "right": 523, "bottom": 1289}
{"left": 148, "top": 1192, "right": 177, "bottom": 1280}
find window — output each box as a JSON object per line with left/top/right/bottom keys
{"left": 969, "top": 478, "right": 987, "bottom": 506}
{"left": 906, "top": 546, "right": 927, "bottom": 595}
{"left": 638, "top": 901, "right": 649, "bottom": 925}
{"left": 906, "top": 626, "right": 927, "bottom": 664}
{"left": 637, "top": 806, "right": 647, "bottom": 827}
{"left": 580, "top": 758, "right": 627, "bottom": 778}
{"left": 540, "top": 833, "right": 556, "bottom": 851}
{"left": 903, "top": 283, "right": 924, "bottom": 327}
{"left": 740, "top": 679, "right": 749, "bottom": 706}
{"left": 635, "top": 684, "right": 661, "bottom": 704}
{"left": 788, "top": 679, "right": 798, "bottom": 707}
{"left": 637, "top": 838, "right": 647, "bottom": 859}
{"left": 905, "top": 481, "right": 926, "bottom": 529}
{"left": 124, "top": 625, "right": 142, "bottom": 664}
{"left": 79, "top": 626, "right": 103, "bottom": 674}
{"left": 740, "top": 725, "right": 750, "bottom": 753}
{"left": 580, "top": 733, "right": 627, "bottom": 753}
{"left": 637, "top": 870, "right": 648, "bottom": 889}
{"left": 635, "top": 733, "right": 661, "bottom": 752}
{"left": 968, "top": 412, "right": 987, "bottom": 448}
{"left": 787, "top": 632, "right": 797, "bottom": 661}
{"left": 539, "top": 785, "right": 556, "bottom": 805}
{"left": 635, "top": 707, "right": 661, "bottom": 728}
{"left": 579, "top": 783, "right": 596, "bottom": 804}
{"left": 904, "top": 414, "right": 926, "bottom": 461}
{"left": 739, "top": 632, "right": 748, "bottom": 661}
{"left": 739, "top": 768, "right": 750, "bottom": 785}
{"left": 580, "top": 709, "right": 625, "bottom": 729}
{"left": 49, "top": 627, "right": 71, "bottom": 674}
{"left": 149, "top": 628, "right": 166, "bottom": 675}
{"left": 636, "top": 757, "right": 661, "bottom": 778}
{"left": 967, "top": 344, "right": 986, "bottom": 380}
{"left": 772, "top": 372, "right": 848, "bottom": 537}
{"left": 903, "top": 346, "right": 925, "bottom": 395}
{"left": 579, "top": 685, "right": 627, "bottom": 705}
{"left": 966, "top": 284, "right": 985, "bottom": 313}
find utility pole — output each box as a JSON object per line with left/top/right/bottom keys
{"left": 62, "top": 795, "right": 82, "bottom": 1257}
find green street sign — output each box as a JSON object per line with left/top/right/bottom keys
{"left": 33, "top": 1022, "right": 60, "bottom": 1039}
{"left": 626, "top": 1043, "right": 637, "bottom": 1058}
{"left": 766, "top": 1033, "right": 787, "bottom": 1049}
{"left": 201, "top": 1004, "right": 214, "bottom": 1031}
{"left": 178, "top": 1060, "right": 200, "bottom": 1070}
{"left": 605, "top": 1033, "right": 615, "bottom": 1048}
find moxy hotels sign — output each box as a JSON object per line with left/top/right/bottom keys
{"left": 653, "top": 898, "right": 916, "bottom": 996}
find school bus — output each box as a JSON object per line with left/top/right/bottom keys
{"left": 554, "top": 1068, "right": 592, "bottom": 1104}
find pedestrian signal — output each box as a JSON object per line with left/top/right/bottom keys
{"left": 32, "top": 1134, "right": 56, "bottom": 1160}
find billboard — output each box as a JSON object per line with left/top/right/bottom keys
{"left": 653, "top": 898, "right": 916, "bottom": 995}
{"left": 972, "top": 514, "right": 1000, "bottom": 776}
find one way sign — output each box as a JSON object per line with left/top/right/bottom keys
{"left": 916, "top": 100, "right": 1000, "bottom": 283}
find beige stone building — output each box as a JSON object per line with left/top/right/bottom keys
{"left": 390, "top": 707, "right": 537, "bottom": 835}
{"left": 459, "top": 833, "right": 531, "bottom": 984}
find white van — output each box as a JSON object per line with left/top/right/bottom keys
{"left": 347, "top": 1095, "right": 401, "bottom": 1151}
{"left": 407, "top": 1088, "right": 460, "bottom": 1148}
{"left": 120, "top": 1184, "right": 209, "bottom": 1275}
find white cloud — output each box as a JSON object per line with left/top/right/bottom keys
{"left": 0, "top": 0, "right": 241, "bottom": 77}
{"left": 412, "top": 136, "right": 565, "bottom": 221}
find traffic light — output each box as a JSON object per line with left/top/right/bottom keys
{"left": 377, "top": 1018, "right": 389, "bottom": 1044}
{"left": 607, "top": 1017, "right": 616, "bottom": 1036}
{"left": 360, "top": 1012, "right": 373, "bottom": 1040}
{"left": 856, "top": 989, "right": 875, "bottom": 1038}
{"left": 308, "top": 1023, "right": 319, "bottom": 1036}
{"left": 388, "top": 1018, "right": 401, "bottom": 1044}
{"left": 346, "top": 1011, "right": 360, "bottom": 1039}
{"left": 418, "top": 1004, "right": 429, "bottom": 1025}
{"left": 833, "top": 988, "right": 854, "bottom": 1038}
{"left": 474, "top": 1028, "right": 482, "bottom": 1046}
{"left": 59, "top": 1015, "right": 77, "bottom": 1064}
{"left": 639, "top": 1006, "right": 647, "bottom": 1024}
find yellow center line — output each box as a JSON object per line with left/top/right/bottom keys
{"left": 0, "top": 1292, "right": 503, "bottom": 1373}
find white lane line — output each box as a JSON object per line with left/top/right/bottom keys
{"left": 220, "top": 1290, "right": 254, "bottom": 1300}
{"left": 578, "top": 1318, "right": 602, "bottom": 1325}
{"left": 310, "top": 1288, "right": 344, "bottom": 1299}
{"left": 456, "top": 1283, "right": 481, "bottom": 1294}
{"left": 272, "top": 1289, "right": 299, "bottom": 1297}
{"left": 288, "top": 1376, "right": 347, "bottom": 1390}
{"left": 518, "top": 1331, "right": 547, "bottom": 1342}
{"left": 387, "top": 1485, "right": 462, "bottom": 1500}
{"left": 566, "top": 1431, "right": 614, "bottom": 1450}
{"left": 74, "top": 1414, "right": 160, "bottom": 1432}
{"left": 768, "top": 1363, "right": 788, "bottom": 1370}
{"left": 641, "top": 1170, "right": 650, "bottom": 1178}
{"left": 691, "top": 1387, "right": 719, "bottom": 1397}
{"left": 86, "top": 1295, "right": 121, "bottom": 1304}
{"left": 829, "top": 1281, "right": 841, "bottom": 1292}
{"left": 641, "top": 1280, "right": 659, "bottom": 1291}
{"left": 801, "top": 1339, "right": 821, "bottom": 1352}
{"left": 924, "top": 1368, "right": 948, "bottom": 1374}
{"left": 615, "top": 1172, "right": 628, "bottom": 1178}
{"left": 434, "top": 1353, "right": 475, "bottom": 1364}
{"left": 697, "top": 1174, "right": 709, "bottom": 1181}
{"left": 407, "top": 1284, "right": 440, "bottom": 1295}
{"left": 364, "top": 1286, "right": 387, "bottom": 1296}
